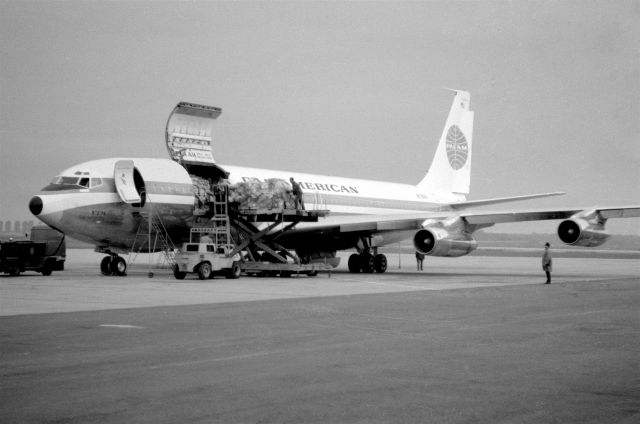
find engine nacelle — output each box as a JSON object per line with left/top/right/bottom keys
{"left": 557, "top": 218, "right": 610, "bottom": 247}
{"left": 413, "top": 228, "right": 477, "bottom": 257}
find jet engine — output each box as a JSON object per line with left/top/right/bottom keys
{"left": 413, "top": 217, "right": 478, "bottom": 257}
{"left": 557, "top": 214, "right": 610, "bottom": 247}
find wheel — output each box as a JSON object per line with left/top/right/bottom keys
{"left": 225, "top": 262, "right": 241, "bottom": 279}
{"left": 348, "top": 254, "right": 361, "bottom": 273}
{"left": 197, "top": 262, "right": 212, "bottom": 280}
{"left": 109, "top": 256, "right": 127, "bottom": 276}
{"left": 100, "top": 256, "right": 112, "bottom": 275}
{"left": 8, "top": 267, "right": 20, "bottom": 276}
{"left": 279, "top": 270, "right": 292, "bottom": 278}
{"left": 374, "top": 254, "right": 387, "bottom": 273}
{"left": 360, "top": 253, "right": 375, "bottom": 273}
{"left": 41, "top": 260, "right": 54, "bottom": 276}
{"left": 173, "top": 264, "right": 186, "bottom": 280}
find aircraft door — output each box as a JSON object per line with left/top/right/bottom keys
{"left": 114, "top": 160, "right": 142, "bottom": 204}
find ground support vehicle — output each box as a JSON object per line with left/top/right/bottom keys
{"left": 172, "top": 228, "right": 241, "bottom": 280}
{"left": 229, "top": 208, "right": 332, "bottom": 277}
{"left": 0, "top": 226, "right": 65, "bottom": 276}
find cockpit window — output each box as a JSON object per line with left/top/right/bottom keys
{"left": 50, "top": 171, "right": 97, "bottom": 188}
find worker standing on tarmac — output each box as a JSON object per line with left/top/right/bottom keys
{"left": 290, "top": 177, "right": 305, "bottom": 210}
{"left": 542, "top": 242, "right": 552, "bottom": 284}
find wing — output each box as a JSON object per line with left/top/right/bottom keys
{"left": 278, "top": 206, "right": 640, "bottom": 250}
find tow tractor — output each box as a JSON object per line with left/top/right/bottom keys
{"left": 172, "top": 228, "right": 241, "bottom": 280}
{"left": 0, "top": 225, "right": 66, "bottom": 276}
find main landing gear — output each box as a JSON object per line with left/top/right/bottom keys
{"left": 347, "top": 237, "right": 388, "bottom": 273}
{"left": 100, "top": 255, "right": 127, "bottom": 276}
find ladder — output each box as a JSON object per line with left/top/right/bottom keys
{"left": 132, "top": 209, "right": 177, "bottom": 268}
{"left": 189, "top": 184, "right": 233, "bottom": 251}
{"left": 210, "top": 184, "right": 232, "bottom": 248}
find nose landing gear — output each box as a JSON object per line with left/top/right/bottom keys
{"left": 100, "top": 255, "right": 127, "bottom": 276}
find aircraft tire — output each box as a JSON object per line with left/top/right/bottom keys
{"left": 173, "top": 264, "right": 186, "bottom": 280}
{"left": 100, "top": 256, "right": 112, "bottom": 275}
{"left": 374, "top": 254, "right": 387, "bottom": 273}
{"left": 348, "top": 254, "right": 361, "bottom": 273}
{"left": 198, "top": 262, "right": 212, "bottom": 280}
{"left": 360, "top": 253, "right": 375, "bottom": 273}
{"left": 110, "top": 256, "right": 127, "bottom": 276}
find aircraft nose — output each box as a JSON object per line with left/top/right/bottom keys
{"left": 29, "top": 196, "right": 43, "bottom": 216}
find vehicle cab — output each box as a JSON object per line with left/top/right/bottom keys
{"left": 173, "top": 229, "right": 240, "bottom": 280}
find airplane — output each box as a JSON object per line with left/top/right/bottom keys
{"left": 28, "top": 90, "right": 640, "bottom": 276}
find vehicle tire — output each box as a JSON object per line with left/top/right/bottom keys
{"left": 110, "top": 256, "right": 127, "bottom": 276}
{"left": 225, "top": 262, "right": 241, "bottom": 279}
{"left": 41, "top": 260, "right": 54, "bottom": 276}
{"left": 8, "top": 267, "right": 20, "bottom": 276}
{"left": 197, "top": 262, "right": 212, "bottom": 280}
{"left": 374, "top": 254, "right": 387, "bottom": 273}
{"left": 279, "top": 270, "right": 292, "bottom": 278}
{"left": 360, "top": 253, "right": 375, "bottom": 273}
{"left": 173, "top": 264, "right": 186, "bottom": 280}
{"left": 348, "top": 254, "right": 361, "bottom": 273}
{"left": 100, "top": 256, "right": 112, "bottom": 275}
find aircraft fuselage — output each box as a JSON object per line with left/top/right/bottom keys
{"left": 29, "top": 157, "right": 452, "bottom": 253}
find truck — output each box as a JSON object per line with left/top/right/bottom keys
{"left": 172, "top": 229, "right": 241, "bottom": 280}
{"left": 0, "top": 225, "right": 65, "bottom": 276}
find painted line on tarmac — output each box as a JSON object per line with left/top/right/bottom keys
{"left": 99, "top": 324, "right": 145, "bottom": 329}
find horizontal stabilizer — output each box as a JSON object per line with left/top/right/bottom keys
{"left": 449, "top": 192, "right": 565, "bottom": 210}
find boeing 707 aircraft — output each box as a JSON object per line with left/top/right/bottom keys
{"left": 28, "top": 91, "right": 640, "bottom": 275}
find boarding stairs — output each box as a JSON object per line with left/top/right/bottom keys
{"left": 131, "top": 209, "right": 178, "bottom": 268}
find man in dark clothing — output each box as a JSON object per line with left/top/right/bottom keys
{"left": 290, "top": 177, "right": 305, "bottom": 210}
{"left": 542, "top": 242, "right": 552, "bottom": 284}
{"left": 415, "top": 251, "right": 425, "bottom": 270}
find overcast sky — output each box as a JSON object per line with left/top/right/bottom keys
{"left": 1, "top": 0, "right": 638, "bottom": 235}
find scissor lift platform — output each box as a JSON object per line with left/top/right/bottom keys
{"left": 236, "top": 208, "right": 329, "bottom": 223}
{"left": 229, "top": 208, "right": 333, "bottom": 277}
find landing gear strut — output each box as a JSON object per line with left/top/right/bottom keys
{"left": 348, "top": 237, "right": 387, "bottom": 273}
{"left": 100, "top": 254, "right": 127, "bottom": 276}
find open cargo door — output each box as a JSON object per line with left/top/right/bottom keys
{"left": 114, "top": 160, "right": 141, "bottom": 204}
{"left": 166, "top": 102, "right": 222, "bottom": 165}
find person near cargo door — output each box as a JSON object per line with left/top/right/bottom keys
{"left": 542, "top": 242, "right": 552, "bottom": 284}
{"left": 290, "top": 177, "right": 305, "bottom": 210}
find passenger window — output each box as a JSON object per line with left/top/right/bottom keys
{"left": 206, "top": 245, "right": 214, "bottom": 252}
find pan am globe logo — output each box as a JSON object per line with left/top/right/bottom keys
{"left": 445, "top": 125, "right": 468, "bottom": 170}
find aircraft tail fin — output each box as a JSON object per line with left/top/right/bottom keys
{"left": 417, "top": 89, "right": 474, "bottom": 199}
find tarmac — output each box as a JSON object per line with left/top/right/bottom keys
{"left": 1, "top": 249, "right": 638, "bottom": 423}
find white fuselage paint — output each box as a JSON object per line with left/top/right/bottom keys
{"left": 32, "top": 158, "right": 460, "bottom": 251}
